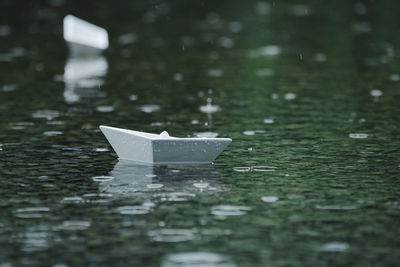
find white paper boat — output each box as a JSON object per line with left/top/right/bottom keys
{"left": 99, "top": 125, "right": 232, "bottom": 164}
{"left": 63, "top": 15, "right": 109, "bottom": 56}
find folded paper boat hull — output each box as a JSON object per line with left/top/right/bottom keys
{"left": 99, "top": 125, "right": 231, "bottom": 164}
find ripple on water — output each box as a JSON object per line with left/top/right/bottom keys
{"left": 138, "top": 104, "right": 160, "bottom": 113}
{"left": 315, "top": 204, "right": 358, "bottom": 210}
{"left": 58, "top": 221, "right": 91, "bottom": 231}
{"left": 261, "top": 196, "right": 279, "bottom": 203}
{"left": 370, "top": 89, "right": 383, "bottom": 97}
{"left": 232, "top": 167, "right": 251, "bottom": 172}
{"left": 199, "top": 103, "right": 220, "bottom": 114}
{"left": 43, "top": 131, "right": 63, "bottom": 136}
{"left": 92, "top": 176, "right": 114, "bottom": 182}
{"left": 284, "top": 93, "right": 296, "bottom": 100}
{"left": 255, "top": 68, "right": 274, "bottom": 77}
{"left": 154, "top": 192, "right": 196, "bottom": 202}
{"left": 161, "top": 252, "right": 236, "bottom": 267}
{"left": 148, "top": 229, "right": 197, "bottom": 242}
{"left": 195, "top": 132, "right": 219, "bottom": 138}
{"left": 207, "top": 69, "right": 224, "bottom": 77}
{"left": 129, "top": 94, "right": 138, "bottom": 101}
{"left": 117, "top": 205, "right": 152, "bottom": 215}
{"left": 321, "top": 242, "right": 349, "bottom": 252}
{"left": 15, "top": 207, "right": 51, "bottom": 218}
{"left": 147, "top": 183, "right": 164, "bottom": 189}
{"left": 96, "top": 105, "right": 114, "bottom": 112}
{"left": 263, "top": 118, "right": 274, "bottom": 124}
{"left": 243, "top": 130, "right": 255, "bottom": 136}
{"left": 62, "top": 196, "right": 84, "bottom": 204}
{"left": 211, "top": 205, "right": 251, "bottom": 216}
{"left": 32, "top": 110, "right": 60, "bottom": 120}
{"left": 94, "top": 147, "right": 108, "bottom": 152}
{"left": 349, "top": 133, "right": 368, "bottom": 139}
{"left": 252, "top": 166, "right": 277, "bottom": 172}
{"left": 193, "top": 182, "right": 209, "bottom": 189}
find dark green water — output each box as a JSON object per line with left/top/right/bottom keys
{"left": 1, "top": 0, "right": 400, "bottom": 266}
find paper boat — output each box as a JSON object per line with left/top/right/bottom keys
{"left": 99, "top": 125, "right": 232, "bottom": 164}
{"left": 63, "top": 15, "right": 109, "bottom": 56}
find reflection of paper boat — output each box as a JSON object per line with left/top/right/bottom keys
{"left": 63, "top": 15, "right": 109, "bottom": 56}
{"left": 99, "top": 125, "right": 232, "bottom": 164}
{"left": 99, "top": 160, "right": 228, "bottom": 195}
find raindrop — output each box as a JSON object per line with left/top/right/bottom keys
{"left": 148, "top": 229, "right": 197, "bottom": 243}
{"left": 263, "top": 118, "right": 274, "bottom": 124}
{"left": 255, "top": 68, "right": 274, "bottom": 77}
{"left": 58, "top": 221, "right": 91, "bottom": 231}
{"left": 232, "top": 167, "right": 251, "bottom": 172}
{"left": 349, "top": 133, "right": 368, "bottom": 139}
{"left": 96, "top": 105, "right": 114, "bottom": 112}
{"left": 147, "top": 183, "right": 164, "bottom": 189}
{"left": 284, "top": 93, "right": 296, "bottom": 100}
{"left": 32, "top": 110, "right": 60, "bottom": 120}
{"left": 261, "top": 196, "right": 278, "bottom": 203}
{"left": 94, "top": 148, "right": 108, "bottom": 152}
{"left": 370, "top": 89, "right": 382, "bottom": 97}
{"left": 252, "top": 166, "right": 277, "bottom": 172}
{"left": 211, "top": 205, "right": 251, "bottom": 216}
{"left": 138, "top": 104, "right": 160, "bottom": 113}
{"left": 117, "top": 205, "right": 151, "bottom": 215}
{"left": 92, "top": 176, "right": 114, "bottom": 182}
{"left": 243, "top": 130, "right": 255, "bottom": 136}
{"left": 129, "top": 94, "right": 138, "bottom": 101}
{"left": 43, "top": 131, "right": 63, "bottom": 136}
{"left": 207, "top": 69, "right": 224, "bottom": 77}
{"left": 199, "top": 103, "right": 220, "bottom": 114}
{"left": 195, "top": 132, "right": 219, "bottom": 138}
{"left": 321, "top": 242, "right": 349, "bottom": 252}
{"left": 315, "top": 205, "right": 357, "bottom": 210}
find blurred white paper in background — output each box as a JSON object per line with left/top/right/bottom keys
{"left": 62, "top": 15, "right": 109, "bottom": 103}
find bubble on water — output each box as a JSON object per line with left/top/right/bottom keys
{"left": 255, "top": 68, "right": 274, "bottom": 77}
{"left": 261, "top": 196, "right": 279, "bottom": 203}
{"left": 58, "top": 221, "right": 91, "bottom": 231}
{"left": 117, "top": 205, "right": 152, "bottom": 215}
{"left": 148, "top": 229, "right": 197, "bottom": 243}
{"left": 252, "top": 166, "right": 277, "bottom": 172}
{"left": 96, "top": 105, "right": 114, "bottom": 112}
{"left": 195, "top": 132, "right": 219, "bottom": 138}
{"left": 92, "top": 176, "right": 114, "bottom": 182}
{"left": 43, "top": 131, "right": 63, "bottom": 136}
{"left": 228, "top": 21, "right": 242, "bottom": 33}
{"left": 255, "top": 2, "right": 270, "bottom": 15}
{"left": 349, "top": 133, "right": 368, "bottom": 139}
{"left": 173, "top": 73, "right": 183, "bottom": 81}
{"left": 139, "top": 104, "right": 160, "bottom": 113}
{"left": 15, "top": 207, "right": 51, "bottom": 218}
{"left": 315, "top": 205, "right": 357, "bottom": 210}
{"left": 211, "top": 205, "right": 251, "bottom": 216}
{"left": 321, "top": 242, "right": 349, "bottom": 252}
{"left": 62, "top": 196, "right": 84, "bottom": 204}
{"left": 147, "top": 183, "right": 164, "bottom": 189}
{"left": 199, "top": 104, "right": 220, "bottom": 114}
{"left": 284, "top": 93, "right": 296, "bottom": 100}
{"left": 129, "top": 94, "right": 138, "bottom": 101}
{"left": 233, "top": 167, "right": 251, "bottom": 172}
{"left": 207, "top": 69, "right": 224, "bottom": 77}
{"left": 154, "top": 192, "right": 195, "bottom": 202}
{"left": 263, "top": 118, "right": 274, "bottom": 124}
{"left": 370, "top": 89, "right": 382, "bottom": 97}
{"left": 32, "top": 110, "right": 60, "bottom": 120}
